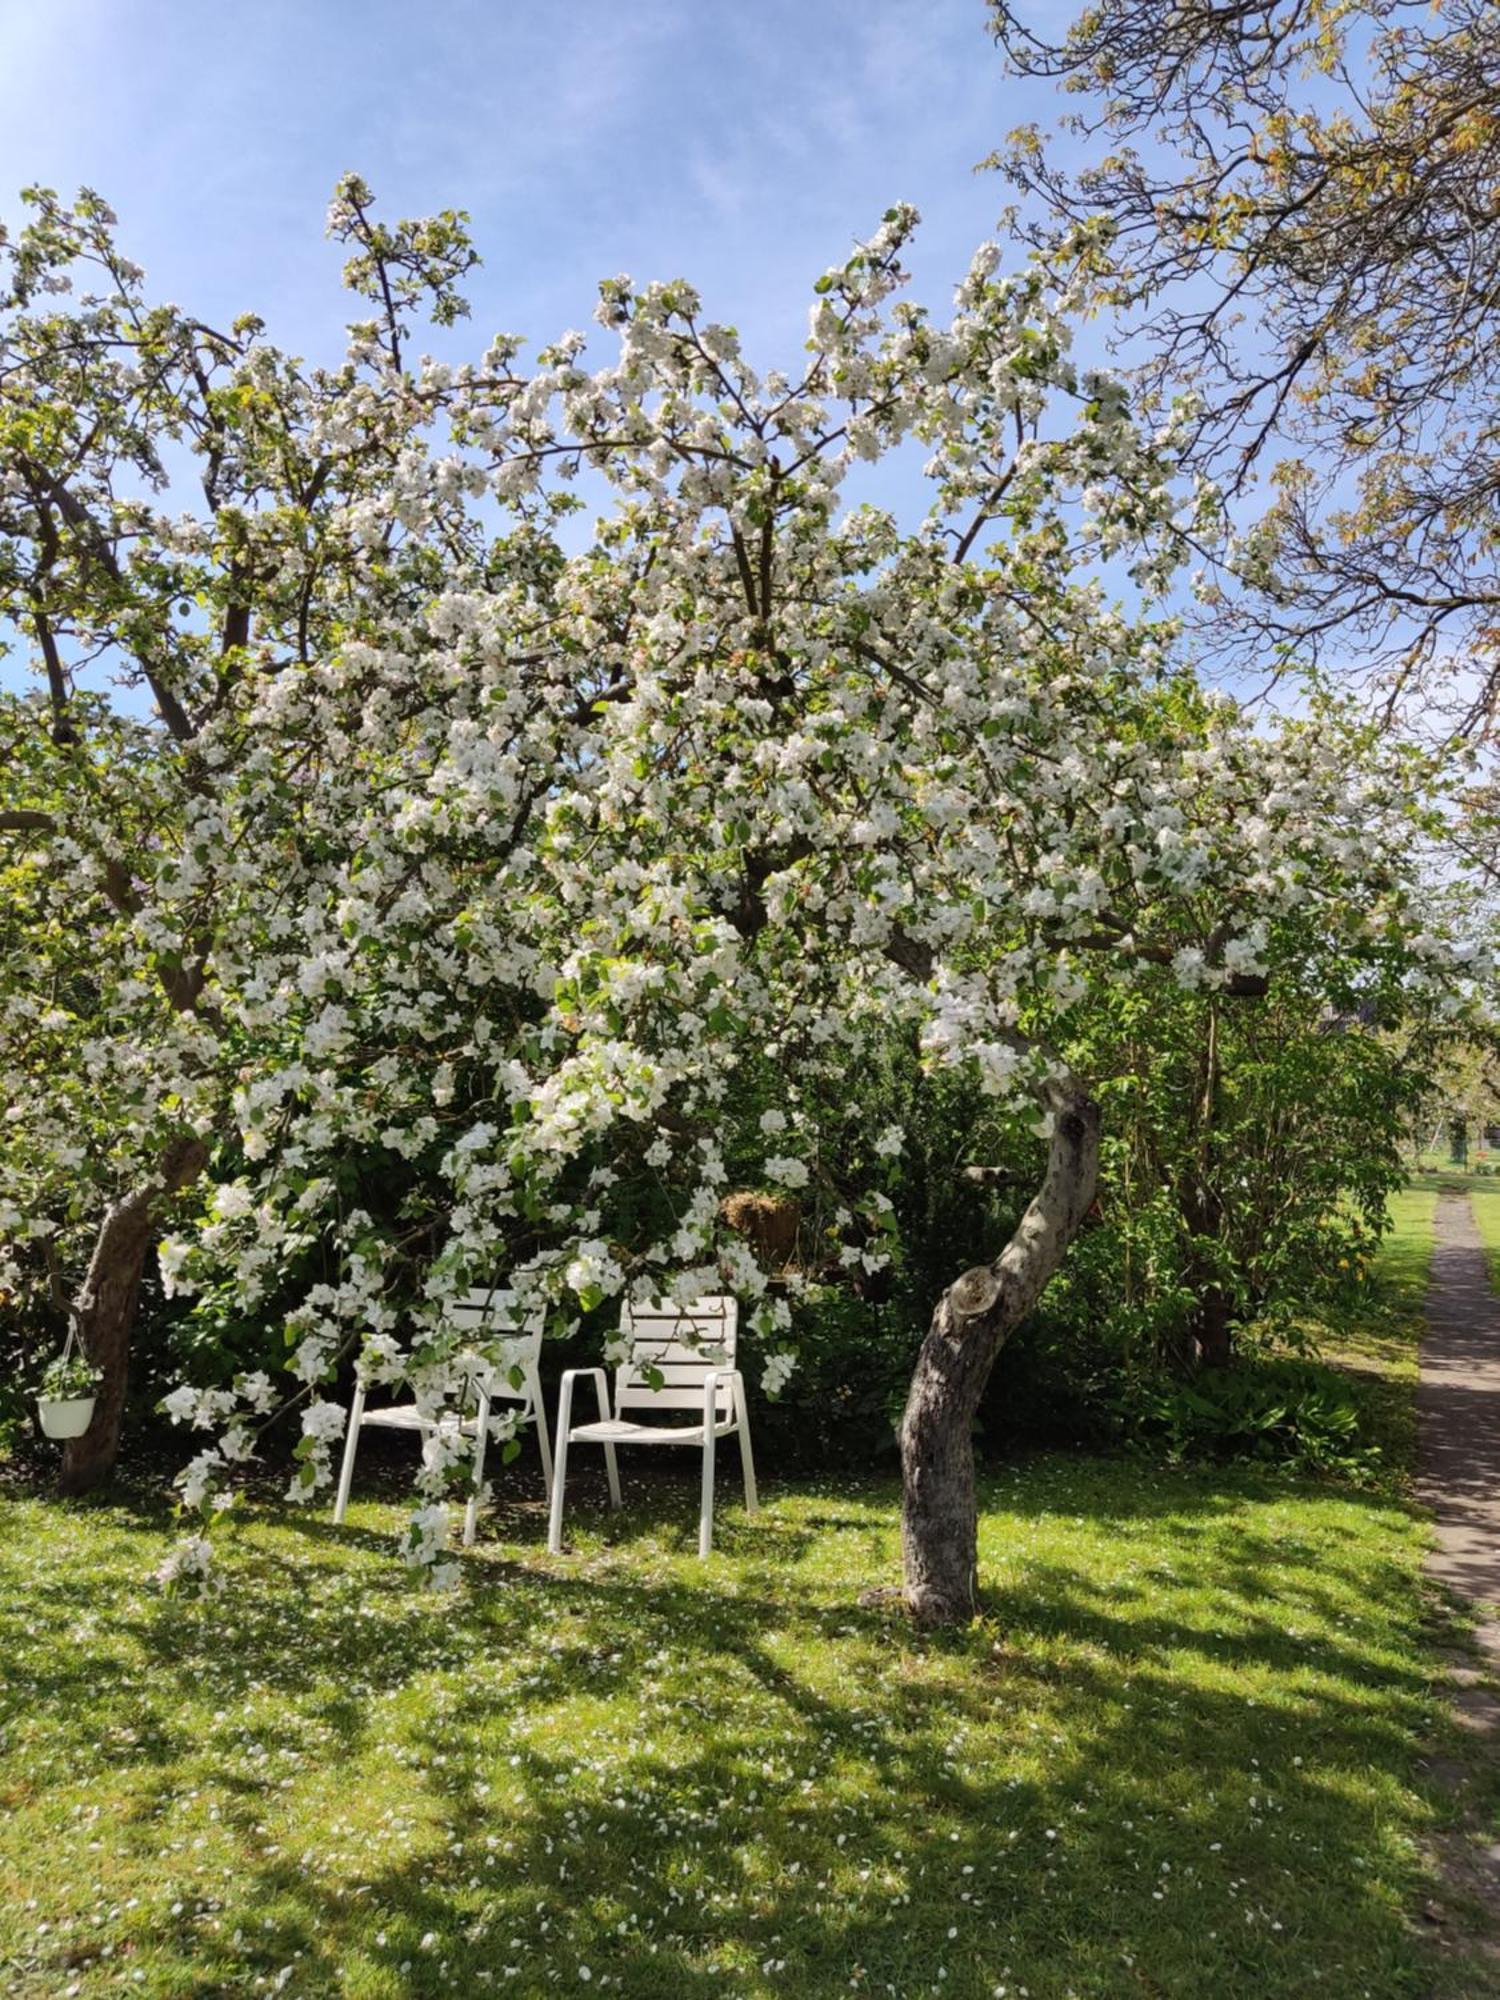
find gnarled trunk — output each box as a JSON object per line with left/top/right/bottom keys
{"left": 58, "top": 1134, "right": 208, "bottom": 1497}
{"left": 898, "top": 1081, "right": 1101, "bottom": 1626}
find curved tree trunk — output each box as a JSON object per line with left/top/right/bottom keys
{"left": 898, "top": 1079, "right": 1101, "bottom": 1626}
{"left": 58, "top": 1133, "right": 208, "bottom": 1498}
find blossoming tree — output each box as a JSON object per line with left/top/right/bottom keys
{"left": 2, "top": 183, "right": 1471, "bottom": 1621}
{"left": 0, "top": 179, "right": 481, "bottom": 1489}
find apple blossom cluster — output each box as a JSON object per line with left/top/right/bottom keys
{"left": 0, "top": 184, "right": 1484, "bottom": 1595}
{"left": 153, "top": 1534, "right": 220, "bottom": 1597}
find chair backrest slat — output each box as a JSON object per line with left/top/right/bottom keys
{"left": 626, "top": 1339, "right": 733, "bottom": 1367}
{"left": 450, "top": 1288, "right": 543, "bottom": 1402}
{"left": 616, "top": 1297, "right": 738, "bottom": 1416}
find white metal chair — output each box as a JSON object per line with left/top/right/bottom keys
{"left": 332, "top": 1289, "right": 552, "bottom": 1547}
{"left": 547, "top": 1294, "right": 757, "bottom": 1559}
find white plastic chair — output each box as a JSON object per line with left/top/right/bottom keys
{"left": 547, "top": 1294, "right": 758, "bottom": 1559}
{"left": 332, "top": 1289, "right": 552, "bottom": 1547}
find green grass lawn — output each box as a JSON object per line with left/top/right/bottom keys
{"left": 1460, "top": 1178, "right": 1500, "bottom": 1289}
{"left": 0, "top": 1197, "right": 1476, "bottom": 2000}
{"left": 1309, "top": 1185, "right": 1436, "bottom": 1474}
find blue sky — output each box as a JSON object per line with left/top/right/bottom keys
{"left": 0, "top": 0, "right": 1046, "bottom": 373}
{"left": 0, "top": 2, "right": 1106, "bottom": 708}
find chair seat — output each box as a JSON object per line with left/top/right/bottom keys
{"left": 359, "top": 1405, "right": 479, "bottom": 1435}
{"left": 568, "top": 1417, "right": 738, "bottom": 1446}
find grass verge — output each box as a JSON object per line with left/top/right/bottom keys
{"left": 1307, "top": 1183, "right": 1436, "bottom": 1477}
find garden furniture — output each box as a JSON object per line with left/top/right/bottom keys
{"left": 547, "top": 1294, "right": 758, "bottom": 1558}
{"left": 332, "top": 1290, "right": 552, "bottom": 1546}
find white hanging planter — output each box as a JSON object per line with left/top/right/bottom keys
{"left": 37, "top": 1394, "right": 96, "bottom": 1440}
{"left": 34, "top": 1329, "right": 100, "bottom": 1442}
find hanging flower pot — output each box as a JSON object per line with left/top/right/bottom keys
{"left": 35, "top": 1348, "right": 100, "bottom": 1441}
{"left": 37, "top": 1394, "right": 96, "bottom": 1439}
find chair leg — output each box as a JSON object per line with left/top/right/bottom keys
{"left": 547, "top": 1425, "right": 570, "bottom": 1554}
{"left": 594, "top": 1373, "right": 621, "bottom": 1508}
{"left": 735, "top": 1383, "right": 760, "bottom": 1517}
{"left": 464, "top": 1389, "right": 491, "bottom": 1548}
{"left": 332, "top": 1383, "right": 365, "bottom": 1524}
{"left": 529, "top": 1367, "right": 554, "bottom": 1500}
{"left": 699, "top": 1424, "right": 717, "bottom": 1559}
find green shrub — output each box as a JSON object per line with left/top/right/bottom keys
{"left": 1130, "top": 1361, "right": 1379, "bottom": 1480}
{"left": 750, "top": 1284, "right": 919, "bottom": 1470}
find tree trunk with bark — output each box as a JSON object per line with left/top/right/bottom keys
{"left": 1191, "top": 1287, "right": 1233, "bottom": 1370}
{"left": 898, "top": 1079, "right": 1101, "bottom": 1626}
{"left": 58, "top": 1133, "right": 208, "bottom": 1497}
{"left": 1182, "top": 1001, "right": 1233, "bottom": 1370}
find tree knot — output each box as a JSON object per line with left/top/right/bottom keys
{"left": 948, "top": 1264, "right": 1002, "bottom": 1324}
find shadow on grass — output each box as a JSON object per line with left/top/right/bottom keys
{"left": 0, "top": 1446, "right": 1450, "bottom": 1998}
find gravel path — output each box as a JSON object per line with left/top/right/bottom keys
{"left": 1419, "top": 1191, "right": 1500, "bottom": 1654}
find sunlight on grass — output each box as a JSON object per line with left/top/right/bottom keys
{"left": 1291, "top": 1184, "right": 1434, "bottom": 1478}
{"left": 1461, "top": 1179, "right": 1500, "bottom": 1291}
{"left": 0, "top": 1201, "right": 1462, "bottom": 1999}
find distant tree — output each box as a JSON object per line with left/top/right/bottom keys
{"left": 1070, "top": 941, "right": 1449, "bottom": 1371}
{"left": 990, "top": 0, "right": 1500, "bottom": 730}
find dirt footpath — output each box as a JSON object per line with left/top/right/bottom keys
{"left": 1417, "top": 1190, "right": 1500, "bottom": 1984}
{"left": 1420, "top": 1191, "right": 1500, "bottom": 1653}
